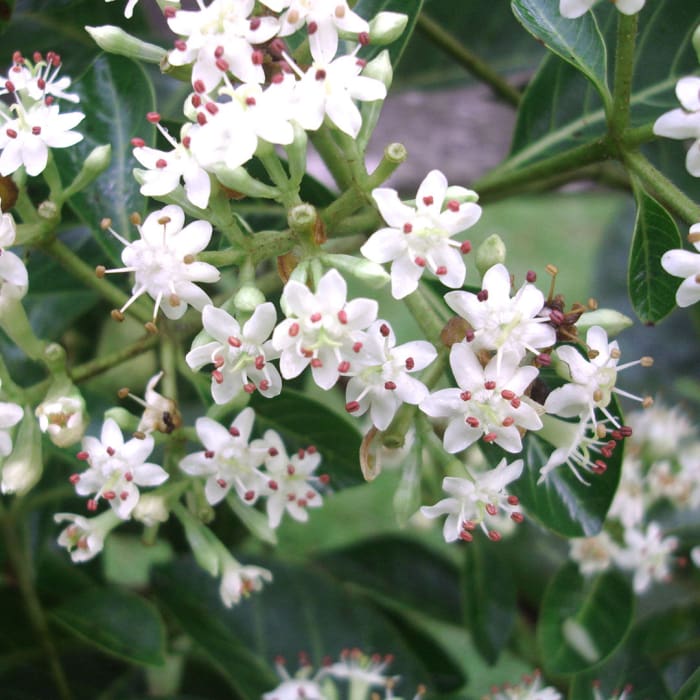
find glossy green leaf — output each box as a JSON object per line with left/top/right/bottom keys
{"left": 251, "top": 388, "right": 363, "bottom": 488}
{"left": 50, "top": 587, "right": 166, "bottom": 667}
{"left": 54, "top": 54, "right": 156, "bottom": 264}
{"left": 511, "top": 0, "right": 609, "bottom": 99}
{"left": 628, "top": 191, "right": 682, "bottom": 324}
{"left": 538, "top": 563, "right": 634, "bottom": 675}
{"left": 463, "top": 536, "right": 517, "bottom": 664}
{"left": 0, "top": 0, "right": 13, "bottom": 34}
{"left": 676, "top": 667, "right": 700, "bottom": 700}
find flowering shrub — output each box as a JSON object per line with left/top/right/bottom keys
{"left": 0, "top": 1, "right": 698, "bottom": 698}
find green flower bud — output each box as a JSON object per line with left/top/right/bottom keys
{"left": 362, "top": 49, "right": 393, "bottom": 89}
{"left": 212, "top": 164, "right": 280, "bottom": 199}
{"left": 321, "top": 253, "right": 390, "bottom": 288}
{"left": 576, "top": 309, "right": 633, "bottom": 338}
{"left": 133, "top": 494, "right": 170, "bottom": 527}
{"left": 475, "top": 234, "right": 507, "bottom": 277}
{"left": 445, "top": 185, "right": 479, "bottom": 204}
{"left": 85, "top": 25, "right": 167, "bottom": 64}
{"left": 357, "top": 50, "right": 392, "bottom": 150}
{"left": 234, "top": 285, "right": 266, "bottom": 312}
{"left": 62, "top": 145, "right": 112, "bottom": 200}
{"left": 368, "top": 11, "right": 408, "bottom": 45}
{"left": 1, "top": 406, "right": 42, "bottom": 496}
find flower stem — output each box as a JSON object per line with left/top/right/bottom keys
{"left": 609, "top": 13, "right": 638, "bottom": 139}
{"left": 366, "top": 142, "right": 408, "bottom": 189}
{"left": 309, "top": 127, "right": 352, "bottom": 190}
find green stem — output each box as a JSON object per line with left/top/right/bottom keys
{"left": 321, "top": 185, "right": 368, "bottom": 230}
{"left": 258, "top": 150, "right": 302, "bottom": 209}
{"left": 0, "top": 509, "right": 72, "bottom": 700}
{"left": 309, "top": 127, "right": 352, "bottom": 190}
{"left": 405, "top": 284, "right": 448, "bottom": 346}
{"left": 13, "top": 188, "right": 41, "bottom": 225}
{"left": 417, "top": 13, "right": 521, "bottom": 107}
{"left": 160, "top": 335, "right": 178, "bottom": 401}
{"left": 609, "top": 12, "right": 638, "bottom": 139}
{"left": 42, "top": 152, "right": 63, "bottom": 202}
{"left": 332, "top": 209, "right": 381, "bottom": 237}
{"left": 366, "top": 142, "right": 408, "bottom": 189}
{"left": 623, "top": 150, "right": 700, "bottom": 224}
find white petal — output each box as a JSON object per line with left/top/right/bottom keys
{"left": 653, "top": 109, "right": 700, "bottom": 140}
{"left": 360, "top": 228, "right": 406, "bottom": 263}
{"left": 675, "top": 275, "right": 700, "bottom": 307}
{"left": 372, "top": 188, "right": 416, "bottom": 227}
{"left": 416, "top": 170, "right": 447, "bottom": 215}
{"left": 559, "top": 0, "right": 596, "bottom": 18}
{"left": 661, "top": 249, "right": 700, "bottom": 278}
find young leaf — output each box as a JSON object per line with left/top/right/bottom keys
{"left": 628, "top": 191, "right": 682, "bottom": 324}
{"left": 50, "top": 587, "right": 167, "bottom": 667}
{"left": 538, "top": 563, "right": 634, "bottom": 675}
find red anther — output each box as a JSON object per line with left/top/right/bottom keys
{"left": 436, "top": 265, "right": 447, "bottom": 276}
{"left": 31, "top": 126, "right": 41, "bottom": 135}
{"left": 466, "top": 416, "right": 480, "bottom": 428}
{"left": 338, "top": 360, "right": 351, "bottom": 373}
{"left": 310, "top": 358, "right": 322, "bottom": 368}
{"left": 315, "top": 68, "right": 327, "bottom": 81}
{"left": 69, "top": 473, "right": 80, "bottom": 484}
{"left": 510, "top": 397, "right": 521, "bottom": 409}
{"left": 549, "top": 309, "right": 565, "bottom": 325}
{"left": 287, "top": 464, "right": 295, "bottom": 475}
{"left": 463, "top": 520, "right": 476, "bottom": 530}
{"left": 355, "top": 58, "right": 367, "bottom": 68}
{"left": 51, "top": 53, "right": 61, "bottom": 66}
{"left": 164, "top": 6, "right": 176, "bottom": 17}
{"left": 460, "top": 390, "right": 472, "bottom": 401}
{"left": 244, "top": 490, "right": 255, "bottom": 501}
{"left": 215, "top": 57, "right": 229, "bottom": 72}
{"left": 182, "top": 135, "right": 191, "bottom": 148}
{"left": 310, "top": 312, "right": 322, "bottom": 322}
{"left": 502, "top": 416, "right": 515, "bottom": 427}
{"left": 6, "top": 129, "right": 17, "bottom": 139}
{"left": 593, "top": 460, "right": 607, "bottom": 474}
{"left": 204, "top": 450, "right": 215, "bottom": 459}
{"left": 507, "top": 495, "right": 519, "bottom": 505}
{"left": 414, "top": 256, "right": 426, "bottom": 267}
{"left": 477, "top": 289, "right": 489, "bottom": 302}
{"left": 275, "top": 655, "right": 286, "bottom": 666}
{"left": 155, "top": 158, "right": 167, "bottom": 168}
{"left": 610, "top": 430, "right": 622, "bottom": 440}
{"left": 606, "top": 440, "right": 617, "bottom": 449}
{"left": 131, "top": 137, "right": 145, "bottom": 147}
{"left": 297, "top": 497, "right": 308, "bottom": 507}
{"left": 302, "top": 348, "right": 313, "bottom": 358}
{"left": 526, "top": 270, "right": 537, "bottom": 283}
{"left": 87, "top": 499, "right": 98, "bottom": 511}
{"left": 214, "top": 355, "right": 225, "bottom": 368}
{"left": 307, "top": 445, "right": 317, "bottom": 454}
{"left": 193, "top": 79, "right": 206, "bottom": 93}
{"left": 106, "top": 446, "right": 115, "bottom": 456}
{"left": 12, "top": 51, "right": 23, "bottom": 64}
{"left": 146, "top": 111, "right": 161, "bottom": 123}
{"left": 289, "top": 322, "right": 300, "bottom": 337}
{"left": 35, "top": 78, "right": 45, "bottom": 89}
{"left": 460, "top": 240, "right": 472, "bottom": 254}
{"left": 488, "top": 530, "right": 502, "bottom": 542}
{"left": 196, "top": 112, "right": 207, "bottom": 125}
{"left": 77, "top": 451, "right": 89, "bottom": 460}
{"left": 463, "top": 329, "right": 474, "bottom": 343}
{"left": 353, "top": 341, "right": 363, "bottom": 353}
{"left": 243, "top": 382, "right": 256, "bottom": 393}
{"left": 537, "top": 353, "right": 551, "bottom": 366}
{"left": 308, "top": 20, "right": 318, "bottom": 34}
{"left": 486, "top": 503, "right": 497, "bottom": 516}
{"left": 501, "top": 389, "right": 515, "bottom": 400}
{"left": 380, "top": 323, "right": 390, "bottom": 337}
{"left": 298, "top": 448, "right": 305, "bottom": 459}
{"left": 346, "top": 401, "right": 360, "bottom": 413}
{"left": 403, "top": 222, "right": 413, "bottom": 233}
{"left": 205, "top": 102, "right": 219, "bottom": 115}
{"left": 447, "top": 199, "right": 460, "bottom": 212}
{"left": 511, "top": 512, "right": 524, "bottom": 523}
{"left": 214, "top": 45, "right": 224, "bottom": 58}
{"left": 255, "top": 355, "right": 266, "bottom": 370}
{"left": 191, "top": 94, "right": 202, "bottom": 108}
{"left": 271, "top": 73, "right": 284, "bottom": 84}
{"left": 120, "top": 491, "right": 129, "bottom": 501}
{"left": 103, "top": 490, "right": 116, "bottom": 500}
{"left": 4, "top": 80, "right": 14, "bottom": 92}
{"left": 384, "top": 381, "right": 397, "bottom": 390}
{"left": 601, "top": 447, "right": 613, "bottom": 458}
{"left": 268, "top": 479, "right": 278, "bottom": 490}
{"left": 620, "top": 425, "right": 633, "bottom": 437}
{"left": 405, "top": 357, "right": 415, "bottom": 370}
{"left": 249, "top": 17, "right": 261, "bottom": 30}
{"left": 337, "top": 309, "right": 348, "bottom": 324}
{"left": 212, "top": 369, "right": 224, "bottom": 384}
{"left": 268, "top": 447, "right": 278, "bottom": 456}
{"left": 259, "top": 379, "right": 270, "bottom": 391}
{"left": 33, "top": 51, "right": 43, "bottom": 62}
{"left": 245, "top": 96, "right": 256, "bottom": 106}
{"left": 483, "top": 432, "right": 498, "bottom": 443}
{"left": 358, "top": 31, "right": 370, "bottom": 45}
{"left": 251, "top": 50, "right": 264, "bottom": 65}
{"left": 422, "top": 195, "right": 434, "bottom": 206}
{"left": 484, "top": 380, "right": 496, "bottom": 390}
{"left": 217, "top": 478, "right": 227, "bottom": 488}
{"left": 459, "top": 530, "right": 473, "bottom": 542}
{"left": 124, "top": 472, "right": 133, "bottom": 482}
{"left": 319, "top": 473, "right": 330, "bottom": 484}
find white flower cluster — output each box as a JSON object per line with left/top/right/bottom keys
{"left": 483, "top": 670, "right": 562, "bottom": 700}
{"left": 0, "top": 51, "right": 84, "bottom": 176}
{"left": 0, "top": 203, "right": 28, "bottom": 308}
{"left": 570, "top": 403, "right": 700, "bottom": 593}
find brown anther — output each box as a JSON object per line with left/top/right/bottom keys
{"left": 144, "top": 321, "right": 158, "bottom": 334}
{"left": 587, "top": 348, "right": 600, "bottom": 360}
{"left": 592, "top": 389, "right": 603, "bottom": 402}
{"left": 688, "top": 231, "right": 700, "bottom": 244}
{"left": 596, "top": 423, "right": 608, "bottom": 439}
{"left": 545, "top": 263, "right": 558, "bottom": 276}
{"left": 169, "top": 293, "right": 181, "bottom": 307}
{"left": 610, "top": 348, "right": 621, "bottom": 359}
{"left": 183, "top": 254, "right": 195, "bottom": 264}
{"left": 384, "top": 381, "right": 397, "bottom": 390}
{"left": 405, "top": 357, "right": 415, "bottom": 369}
{"left": 380, "top": 323, "right": 391, "bottom": 337}
{"left": 335, "top": 4, "right": 346, "bottom": 17}
{"left": 640, "top": 356, "right": 654, "bottom": 367}
{"left": 129, "top": 211, "right": 142, "bottom": 225}
{"left": 157, "top": 215, "right": 171, "bottom": 225}
{"left": 642, "top": 396, "right": 654, "bottom": 408}
{"left": 100, "top": 217, "right": 112, "bottom": 230}
{"left": 117, "top": 387, "right": 130, "bottom": 399}
{"left": 132, "top": 431, "right": 146, "bottom": 440}
{"left": 588, "top": 297, "right": 599, "bottom": 310}
{"left": 95, "top": 265, "right": 106, "bottom": 278}
{"left": 111, "top": 309, "right": 125, "bottom": 322}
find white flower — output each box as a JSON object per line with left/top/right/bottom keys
{"left": 626, "top": 403, "right": 695, "bottom": 460}
{"left": 0, "top": 102, "right": 83, "bottom": 176}
{"left": 647, "top": 458, "right": 700, "bottom": 510}
{"left": 559, "top": 0, "right": 644, "bottom": 19}
{"left": 167, "top": 0, "right": 280, "bottom": 92}
{"left": 0, "top": 381, "right": 23, "bottom": 460}
{"left": 327, "top": 649, "right": 396, "bottom": 693}
{"left": 615, "top": 522, "right": 678, "bottom": 594}
{"left": 35, "top": 393, "right": 87, "bottom": 448}
{"left": 263, "top": 680, "right": 326, "bottom": 700}
{"left": 261, "top": 430, "right": 327, "bottom": 528}
{"left": 654, "top": 77, "right": 700, "bottom": 177}
{"left": 661, "top": 223, "right": 700, "bottom": 307}
{"left": 570, "top": 531, "right": 619, "bottom": 577}
{"left": 278, "top": 0, "right": 369, "bottom": 63}
{"left": 179, "top": 409, "right": 268, "bottom": 505}
{"left": 544, "top": 326, "right": 651, "bottom": 428}
{"left": 133, "top": 121, "right": 211, "bottom": 209}
{"left": 445, "top": 263, "right": 555, "bottom": 363}
{"left": 421, "top": 458, "right": 524, "bottom": 542}
{"left": 344, "top": 320, "right": 436, "bottom": 430}
{"left": 608, "top": 456, "right": 645, "bottom": 527}
{"left": 0, "top": 208, "right": 28, "bottom": 306}
{"left": 484, "top": 671, "right": 561, "bottom": 700}
{"left": 186, "top": 303, "right": 282, "bottom": 403}
{"left": 289, "top": 51, "right": 387, "bottom": 137}
{"left": 54, "top": 510, "right": 121, "bottom": 563}
{"left": 361, "top": 170, "right": 481, "bottom": 299}
{"left": 101, "top": 204, "right": 220, "bottom": 322}
{"left": 420, "top": 342, "right": 542, "bottom": 454}
{"left": 272, "top": 268, "right": 377, "bottom": 390}
{"left": 72, "top": 418, "right": 168, "bottom": 519}
{"left": 105, "top": 0, "right": 140, "bottom": 19}
{"left": 219, "top": 556, "right": 272, "bottom": 607}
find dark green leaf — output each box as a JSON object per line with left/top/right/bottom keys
{"left": 251, "top": 388, "right": 363, "bottom": 488}
{"left": 628, "top": 191, "right": 682, "bottom": 324}
{"left": 538, "top": 563, "right": 634, "bottom": 675}
{"left": 50, "top": 586, "right": 166, "bottom": 666}
{"left": 463, "top": 536, "right": 517, "bottom": 664}
{"left": 0, "top": 0, "right": 14, "bottom": 34}
{"left": 54, "top": 54, "right": 156, "bottom": 264}
{"left": 676, "top": 667, "right": 700, "bottom": 700}
{"left": 629, "top": 603, "right": 700, "bottom": 658}
{"left": 511, "top": 0, "right": 609, "bottom": 98}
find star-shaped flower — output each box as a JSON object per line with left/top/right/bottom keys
{"left": 54, "top": 510, "right": 121, "bottom": 563}
{"left": 661, "top": 223, "right": 700, "bottom": 307}
{"left": 361, "top": 170, "right": 481, "bottom": 299}
{"left": 219, "top": 555, "right": 272, "bottom": 607}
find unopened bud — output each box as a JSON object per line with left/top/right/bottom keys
{"left": 132, "top": 494, "right": 169, "bottom": 527}
{"left": 444, "top": 185, "right": 480, "bottom": 205}
{"left": 475, "top": 234, "right": 507, "bottom": 277}
{"left": 367, "top": 12, "right": 408, "bottom": 46}
{"left": 321, "top": 254, "right": 390, "bottom": 289}
{"left": 576, "top": 309, "right": 633, "bottom": 338}
{"left": 362, "top": 49, "right": 393, "bottom": 89}
{"left": 234, "top": 285, "right": 266, "bottom": 312}
{"left": 85, "top": 25, "right": 167, "bottom": 64}
{"left": 35, "top": 385, "right": 87, "bottom": 448}
{"left": 211, "top": 164, "right": 280, "bottom": 200}
{"left": 1, "top": 406, "right": 42, "bottom": 496}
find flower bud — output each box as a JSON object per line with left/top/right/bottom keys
{"left": 133, "top": 494, "right": 169, "bottom": 527}
{"left": 1, "top": 406, "right": 42, "bottom": 495}
{"left": 367, "top": 12, "right": 408, "bottom": 45}
{"left": 357, "top": 50, "right": 392, "bottom": 149}
{"left": 234, "top": 285, "right": 266, "bottom": 313}
{"left": 211, "top": 164, "right": 280, "bottom": 200}
{"left": 475, "top": 234, "right": 507, "bottom": 278}
{"left": 37, "top": 200, "right": 59, "bottom": 220}
{"left": 177, "top": 504, "right": 220, "bottom": 576}
{"left": 62, "top": 145, "right": 112, "bottom": 198}
{"left": 321, "top": 254, "right": 390, "bottom": 289}
{"left": 35, "top": 387, "right": 87, "bottom": 448}
{"left": 85, "top": 25, "right": 167, "bottom": 64}
{"left": 576, "top": 309, "right": 633, "bottom": 338}
{"left": 445, "top": 185, "right": 479, "bottom": 204}
{"left": 362, "top": 49, "right": 393, "bottom": 89}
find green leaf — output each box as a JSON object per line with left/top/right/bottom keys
{"left": 676, "top": 667, "right": 700, "bottom": 700}
{"left": 537, "top": 563, "right": 634, "bottom": 675}
{"left": 629, "top": 603, "right": 700, "bottom": 658}
{"left": 511, "top": 0, "right": 609, "bottom": 99}
{"left": 54, "top": 53, "right": 156, "bottom": 264}
{"left": 50, "top": 586, "right": 166, "bottom": 667}
{"left": 250, "top": 388, "right": 363, "bottom": 488}
{"left": 0, "top": 1, "right": 14, "bottom": 34}
{"left": 628, "top": 191, "right": 682, "bottom": 324}
{"left": 463, "top": 536, "right": 517, "bottom": 664}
